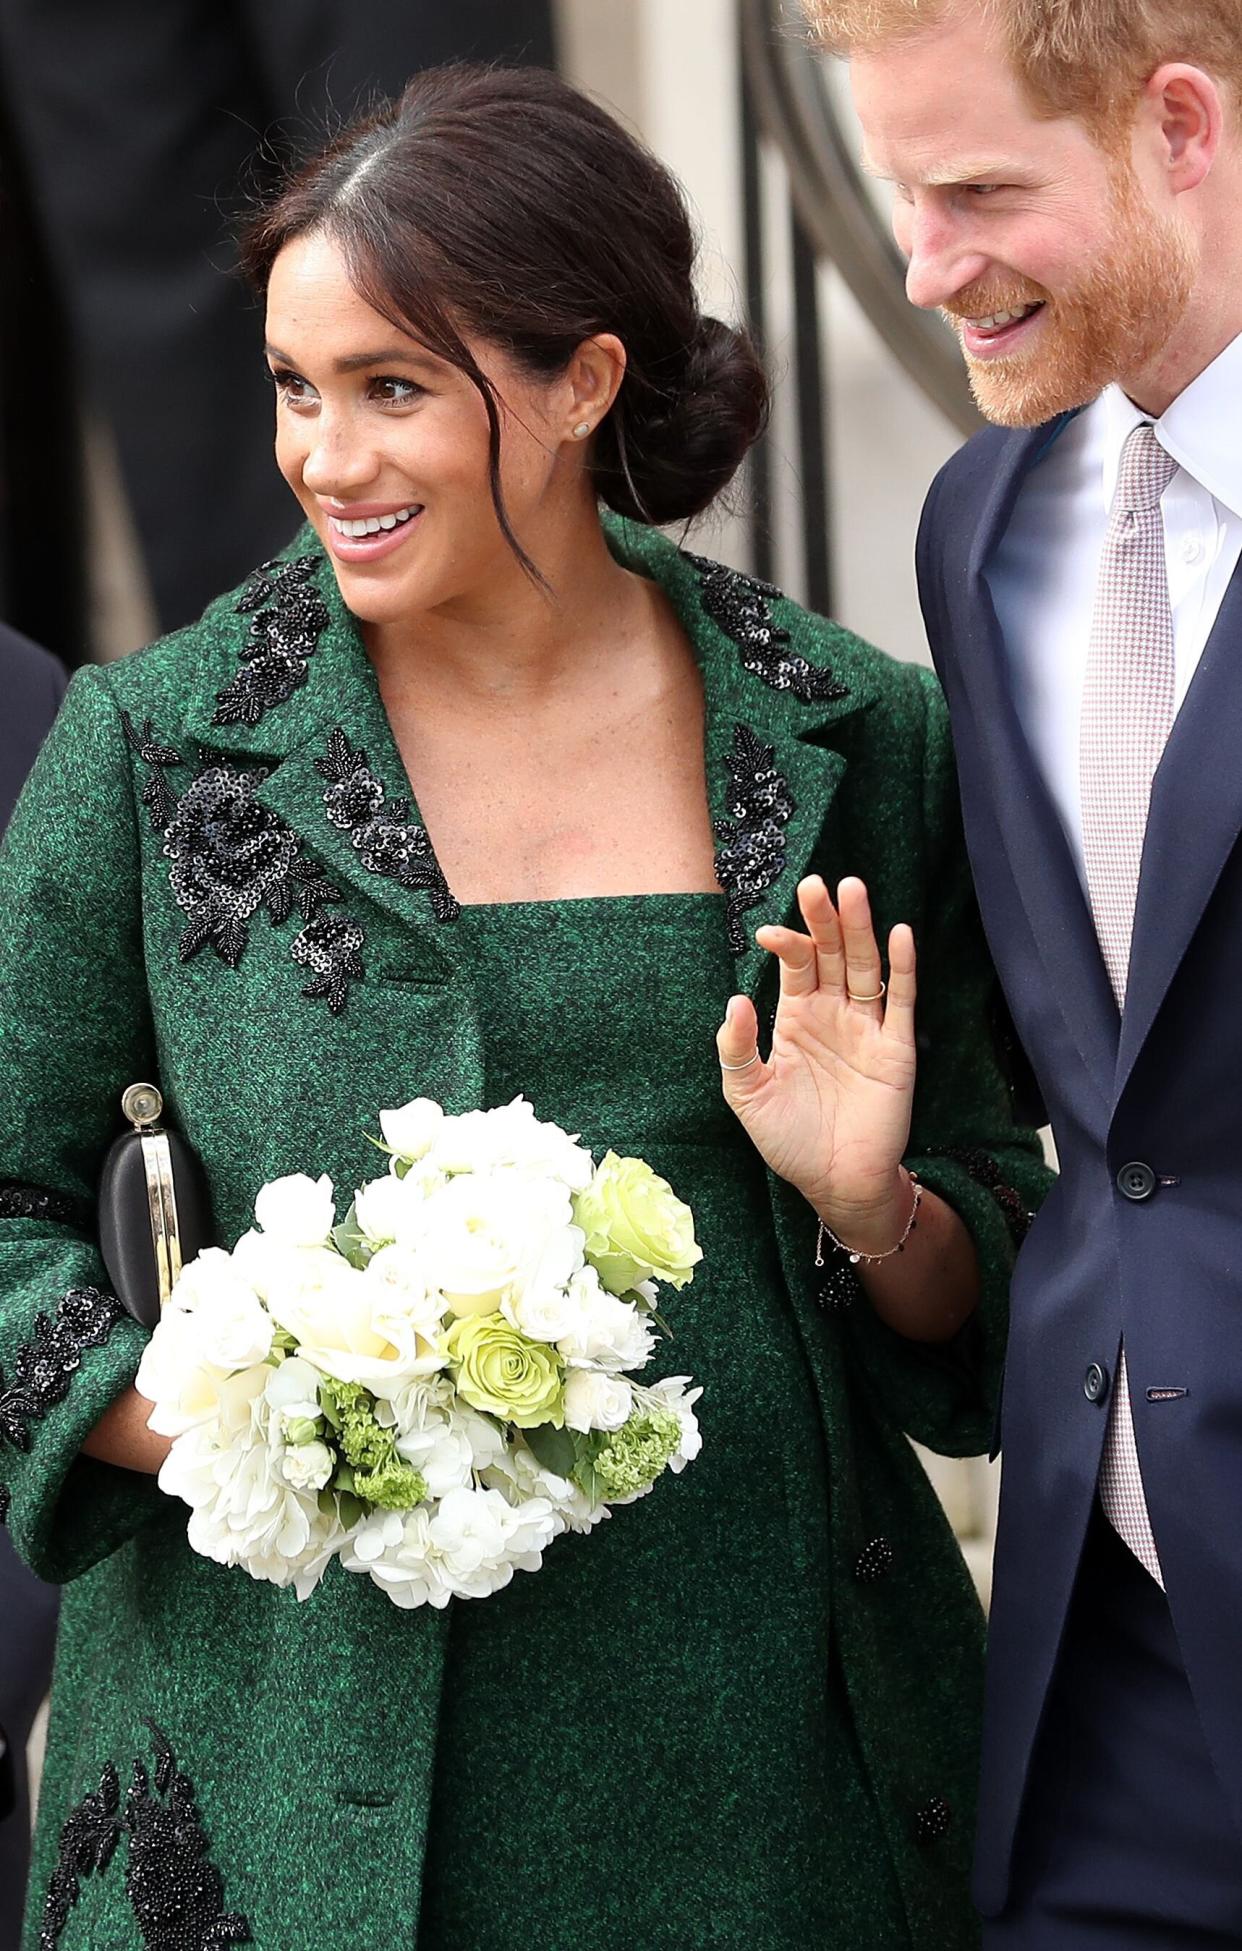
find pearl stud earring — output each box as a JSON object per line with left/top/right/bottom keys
{"left": 573, "top": 421, "right": 592, "bottom": 439}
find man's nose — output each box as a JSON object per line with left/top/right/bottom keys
{"left": 903, "top": 206, "right": 990, "bottom": 313}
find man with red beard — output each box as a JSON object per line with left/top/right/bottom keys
{"left": 809, "top": 0, "right": 1242, "bottom": 1942}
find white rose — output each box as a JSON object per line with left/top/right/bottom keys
{"left": 379, "top": 1097, "right": 445, "bottom": 1163}
{"left": 135, "top": 1307, "right": 235, "bottom": 1438}
{"left": 169, "top": 1248, "right": 274, "bottom": 1372}
{"left": 266, "top": 1253, "right": 442, "bottom": 1392}
{"left": 563, "top": 1367, "right": 633, "bottom": 1433}
{"left": 418, "top": 1171, "right": 581, "bottom": 1320}
{"left": 253, "top": 1171, "right": 336, "bottom": 1248}
{"left": 280, "top": 1440, "right": 335, "bottom": 1492}
{"left": 556, "top": 1268, "right": 655, "bottom": 1373}
{"left": 353, "top": 1172, "right": 430, "bottom": 1249}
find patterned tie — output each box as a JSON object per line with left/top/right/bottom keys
{"left": 1080, "top": 421, "right": 1178, "bottom": 1587}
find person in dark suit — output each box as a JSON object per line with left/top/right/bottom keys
{"left": 0, "top": 0, "right": 555, "bottom": 634}
{"left": 811, "top": 0, "right": 1242, "bottom": 1941}
{"left": 0, "top": 620, "right": 66, "bottom": 1949}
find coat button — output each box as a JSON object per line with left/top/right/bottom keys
{"left": 854, "top": 1538, "right": 894, "bottom": 1583}
{"left": 1117, "top": 1161, "right": 1157, "bottom": 1201}
{"left": 1084, "top": 1362, "right": 1111, "bottom": 1405}
{"left": 915, "top": 1797, "right": 953, "bottom": 1845}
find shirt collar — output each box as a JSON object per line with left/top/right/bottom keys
{"left": 1099, "top": 330, "right": 1242, "bottom": 522}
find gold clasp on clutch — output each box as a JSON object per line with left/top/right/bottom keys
{"left": 121, "top": 1082, "right": 183, "bottom": 1309}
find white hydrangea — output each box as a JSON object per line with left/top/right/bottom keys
{"left": 342, "top": 1486, "right": 562, "bottom": 1608}
{"left": 158, "top": 1366, "right": 348, "bottom": 1600}
{"left": 645, "top": 1375, "right": 704, "bottom": 1473}
{"left": 555, "top": 1268, "right": 655, "bottom": 1373}
{"left": 432, "top": 1096, "right": 594, "bottom": 1189}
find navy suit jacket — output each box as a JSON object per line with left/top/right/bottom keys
{"left": 0, "top": 624, "right": 67, "bottom": 832}
{"left": 919, "top": 419, "right": 1242, "bottom": 1916}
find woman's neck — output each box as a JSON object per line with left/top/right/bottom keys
{"left": 364, "top": 512, "right": 662, "bottom": 710}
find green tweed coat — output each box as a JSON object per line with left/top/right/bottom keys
{"left": 0, "top": 520, "right": 1047, "bottom": 1950}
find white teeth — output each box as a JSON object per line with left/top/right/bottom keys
{"left": 328, "top": 505, "right": 420, "bottom": 538}
{"left": 973, "top": 304, "right": 1039, "bottom": 331}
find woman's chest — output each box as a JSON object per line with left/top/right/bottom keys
{"left": 383, "top": 687, "right": 722, "bottom": 905}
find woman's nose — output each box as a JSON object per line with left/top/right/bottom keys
{"left": 299, "top": 419, "right": 381, "bottom": 497}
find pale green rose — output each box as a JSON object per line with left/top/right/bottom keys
{"left": 573, "top": 1153, "right": 702, "bottom": 1296}
{"left": 445, "top": 1313, "right": 565, "bottom": 1429}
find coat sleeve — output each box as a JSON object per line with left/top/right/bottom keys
{"left": 0, "top": 664, "right": 165, "bottom": 1582}
{"left": 834, "top": 664, "right": 1052, "bottom": 1458}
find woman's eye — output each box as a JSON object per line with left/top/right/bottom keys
{"left": 369, "top": 375, "right": 425, "bottom": 405}
{"left": 270, "top": 368, "right": 315, "bottom": 406}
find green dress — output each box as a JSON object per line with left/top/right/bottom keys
{"left": 420, "top": 895, "right": 904, "bottom": 1946}
{"left": 0, "top": 518, "right": 1050, "bottom": 1950}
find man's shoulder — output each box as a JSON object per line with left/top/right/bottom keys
{"left": 927, "top": 420, "right": 1021, "bottom": 509}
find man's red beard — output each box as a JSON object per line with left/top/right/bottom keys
{"left": 941, "top": 164, "right": 1196, "bottom": 426}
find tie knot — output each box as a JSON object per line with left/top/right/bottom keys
{"left": 1115, "top": 422, "right": 1177, "bottom": 516}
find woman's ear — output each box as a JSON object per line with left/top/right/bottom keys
{"left": 563, "top": 333, "right": 627, "bottom": 444}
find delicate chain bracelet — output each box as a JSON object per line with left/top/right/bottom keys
{"left": 815, "top": 1171, "right": 922, "bottom": 1268}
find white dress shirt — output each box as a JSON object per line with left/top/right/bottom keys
{"left": 985, "top": 332, "right": 1242, "bottom": 886}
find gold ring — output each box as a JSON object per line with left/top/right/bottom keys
{"left": 847, "top": 981, "right": 886, "bottom": 1004}
{"left": 719, "top": 1051, "right": 762, "bottom": 1071}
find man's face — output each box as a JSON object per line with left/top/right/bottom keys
{"left": 850, "top": 8, "right": 1195, "bottom": 424}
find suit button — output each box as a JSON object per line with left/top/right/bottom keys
{"left": 1084, "top": 1362, "right": 1110, "bottom": 1404}
{"left": 1117, "top": 1161, "right": 1157, "bottom": 1201}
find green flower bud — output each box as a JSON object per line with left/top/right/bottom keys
{"left": 445, "top": 1313, "right": 565, "bottom": 1429}
{"left": 574, "top": 1153, "right": 702, "bottom": 1296}
{"left": 585, "top": 1406, "right": 682, "bottom": 1500}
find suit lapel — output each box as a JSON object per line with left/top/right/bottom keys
{"left": 1117, "top": 562, "right": 1242, "bottom": 1093}
{"left": 949, "top": 420, "right": 1120, "bottom": 1106}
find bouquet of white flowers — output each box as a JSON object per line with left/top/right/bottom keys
{"left": 135, "top": 1096, "right": 703, "bottom": 1608}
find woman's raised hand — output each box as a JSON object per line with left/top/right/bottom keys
{"left": 716, "top": 875, "right": 917, "bottom": 1253}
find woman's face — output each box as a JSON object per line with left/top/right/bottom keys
{"left": 265, "top": 232, "right": 586, "bottom": 625}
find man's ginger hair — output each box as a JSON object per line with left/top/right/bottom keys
{"left": 807, "top": 0, "right": 1242, "bottom": 134}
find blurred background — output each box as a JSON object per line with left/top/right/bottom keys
{"left": 0, "top": 0, "right": 995, "bottom": 1646}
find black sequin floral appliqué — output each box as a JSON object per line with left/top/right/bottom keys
{"left": 713, "top": 725, "right": 796, "bottom": 954}
{"left": 212, "top": 554, "right": 329, "bottom": 729}
{"left": 316, "top": 727, "right": 461, "bottom": 923}
{"left": 688, "top": 555, "right": 848, "bottom": 706}
{"left": 934, "top": 1147, "right": 1033, "bottom": 1248}
{"left": 40, "top": 1723, "right": 251, "bottom": 1950}
{"left": 0, "top": 1285, "right": 123, "bottom": 1454}
{"left": 0, "top": 1182, "right": 82, "bottom": 1226}
{"left": 124, "top": 714, "right": 365, "bottom": 1015}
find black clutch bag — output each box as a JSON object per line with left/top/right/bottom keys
{"left": 98, "top": 1082, "right": 212, "bottom": 1329}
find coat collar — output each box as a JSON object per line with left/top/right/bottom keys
{"left": 183, "top": 520, "right": 879, "bottom": 996}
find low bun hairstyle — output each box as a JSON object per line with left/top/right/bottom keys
{"left": 241, "top": 65, "right": 768, "bottom": 566}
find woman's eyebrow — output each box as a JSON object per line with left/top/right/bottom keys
{"left": 263, "top": 343, "right": 437, "bottom": 374}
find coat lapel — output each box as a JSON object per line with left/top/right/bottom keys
{"left": 181, "top": 543, "right": 462, "bottom": 979}
{"left": 1117, "top": 561, "right": 1242, "bottom": 1094}
{"left": 614, "top": 527, "right": 877, "bottom": 1005}
{"left": 951, "top": 420, "right": 1120, "bottom": 1107}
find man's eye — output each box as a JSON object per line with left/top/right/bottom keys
{"left": 966, "top": 183, "right": 1004, "bottom": 196}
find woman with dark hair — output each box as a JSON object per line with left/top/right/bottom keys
{"left": 0, "top": 65, "right": 1045, "bottom": 1951}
